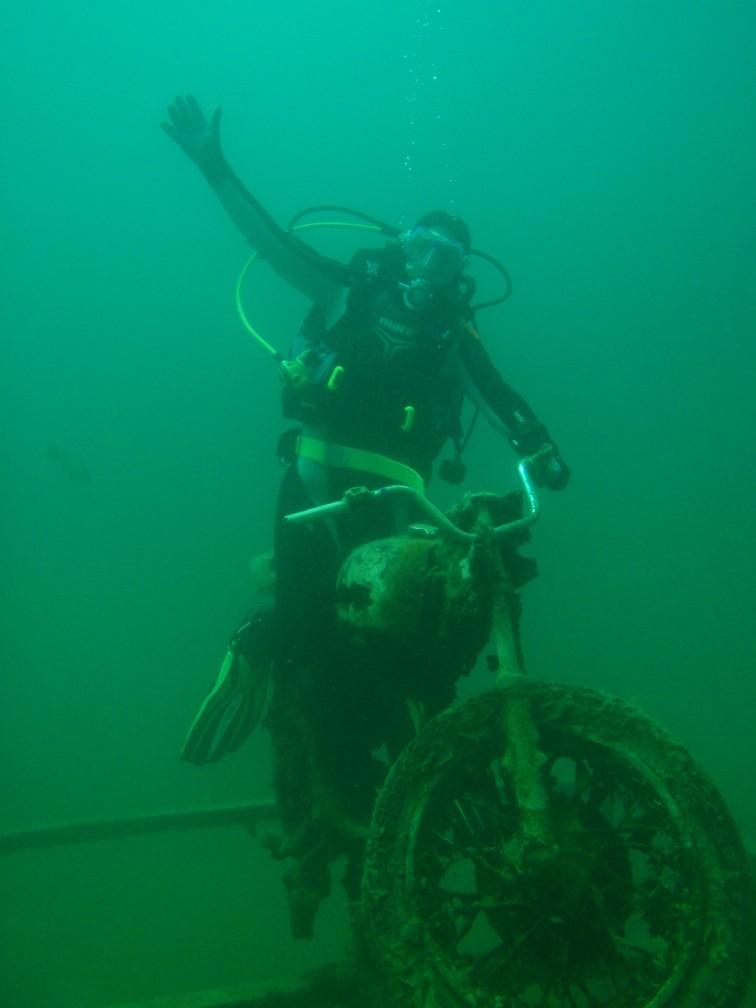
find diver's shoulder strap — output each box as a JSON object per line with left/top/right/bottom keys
{"left": 345, "top": 244, "right": 403, "bottom": 314}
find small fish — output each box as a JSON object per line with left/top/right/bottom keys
{"left": 45, "top": 443, "right": 91, "bottom": 484}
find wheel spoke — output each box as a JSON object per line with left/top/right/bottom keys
{"left": 432, "top": 829, "right": 513, "bottom": 881}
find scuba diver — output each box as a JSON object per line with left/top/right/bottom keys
{"left": 162, "top": 94, "right": 570, "bottom": 938}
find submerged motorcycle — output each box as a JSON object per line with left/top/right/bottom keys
{"left": 283, "top": 450, "right": 755, "bottom": 1008}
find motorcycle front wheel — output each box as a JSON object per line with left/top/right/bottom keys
{"left": 360, "top": 682, "right": 754, "bottom": 1008}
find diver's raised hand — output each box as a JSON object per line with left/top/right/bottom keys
{"left": 161, "top": 95, "right": 227, "bottom": 182}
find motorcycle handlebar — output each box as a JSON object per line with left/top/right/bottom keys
{"left": 284, "top": 449, "right": 546, "bottom": 542}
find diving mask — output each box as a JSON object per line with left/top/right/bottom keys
{"left": 402, "top": 225, "right": 468, "bottom": 283}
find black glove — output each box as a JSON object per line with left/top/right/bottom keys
{"left": 161, "top": 94, "right": 228, "bottom": 184}
{"left": 509, "top": 421, "right": 570, "bottom": 491}
{"left": 527, "top": 445, "right": 570, "bottom": 491}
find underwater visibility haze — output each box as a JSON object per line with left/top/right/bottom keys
{"left": 1, "top": 1, "right": 755, "bottom": 1005}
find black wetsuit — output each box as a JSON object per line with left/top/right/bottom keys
{"left": 282, "top": 245, "right": 558, "bottom": 476}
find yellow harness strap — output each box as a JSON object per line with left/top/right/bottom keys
{"left": 296, "top": 435, "right": 426, "bottom": 494}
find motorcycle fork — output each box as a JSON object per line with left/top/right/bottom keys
{"left": 491, "top": 565, "right": 556, "bottom": 866}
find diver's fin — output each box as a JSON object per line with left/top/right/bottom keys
{"left": 180, "top": 648, "right": 270, "bottom": 764}
{"left": 181, "top": 610, "right": 274, "bottom": 765}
